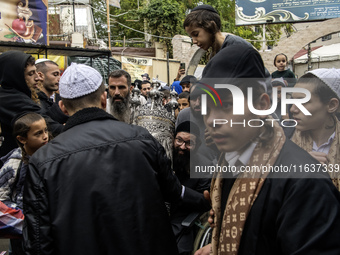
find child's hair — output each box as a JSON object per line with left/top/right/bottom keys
{"left": 183, "top": 9, "right": 221, "bottom": 34}
{"left": 272, "top": 78, "right": 286, "bottom": 87}
{"left": 184, "top": 8, "right": 222, "bottom": 59}
{"left": 162, "top": 89, "right": 170, "bottom": 101}
{"left": 12, "top": 112, "right": 45, "bottom": 163}
{"left": 298, "top": 72, "right": 339, "bottom": 104}
{"left": 179, "top": 91, "right": 190, "bottom": 99}
{"left": 273, "top": 53, "right": 288, "bottom": 67}
{"left": 297, "top": 72, "right": 339, "bottom": 129}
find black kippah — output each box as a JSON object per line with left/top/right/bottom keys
{"left": 11, "top": 111, "right": 31, "bottom": 128}
{"left": 175, "top": 121, "right": 200, "bottom": 139}
{"left": 192, "top": 4, "right": 218, "bottom": 14}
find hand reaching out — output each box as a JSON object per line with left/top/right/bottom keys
{"left": 203, "top": 190, "right": 215, "bottom": 228}
{"left": 194, "top": 244, "right": 212, "bottom": 255}
{"left": 208, "top": 208, "right": 215, "bottom": 228}
{"left": 205, "top": 129, "right": 214, "bottom": 147}
{"left": 175, "top": 68, "right": 185, "bottom": 81}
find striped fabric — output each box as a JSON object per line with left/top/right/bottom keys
{"left": 0, "top": 201, "right": 23, "bottom": 238}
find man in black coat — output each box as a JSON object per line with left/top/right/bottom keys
{"left": 0, "top": 51, "right": 63, "bottom": 159}
{"left": 171, "top": 121, "right": 211, "bottom": 255}
{"left": 35, "top": 58, "right": 68, "bottom": 124}
{"left": 23, "top": 63, "right": 208, "bottom": 255}
{"left": 194, "top": 43, "right": 340, "bottom": 255}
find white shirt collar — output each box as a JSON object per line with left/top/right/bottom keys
{"left": 238, "top": 142, "right": 258, "bottom": 166}
{"left": 312, "top": 132, "right": 335, "bottom": 154}
{"left": 224, "top": 142, "right": 258, "bottom": 176}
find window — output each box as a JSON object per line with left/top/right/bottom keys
{"left": 322, "top": 34, "right": 332, "bottom": 41}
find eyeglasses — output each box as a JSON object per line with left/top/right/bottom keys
{"left": 175, "top": 137, "right": 196, "bottom": 149}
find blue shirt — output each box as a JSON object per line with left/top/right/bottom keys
{"left": 171, "top": 81, "right": 183, "bottom": 95}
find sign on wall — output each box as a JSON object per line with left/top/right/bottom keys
{"left": 121, "top": 56, "right": 153, "bottom": 82}
{"left": 0, "top": 0, "right": 47, "bottom": 44}
{"left": 236, "top": 0, "right": 340, "bottom": 26}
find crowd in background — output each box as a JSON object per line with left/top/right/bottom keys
{"left": 0, "top": 4, "right": 339, "bottom": 255}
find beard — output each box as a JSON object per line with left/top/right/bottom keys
{"left": 109, "top": 93, "right": 131, "bottom": 123}
{"left": 190, "top": 105, "right": 202, "bottom": 118}
{"left": 173, "top": 147, "right": 191, "bottom": 177}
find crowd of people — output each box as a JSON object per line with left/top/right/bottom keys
{"left": 0, "top": 4, "right": 339, "bottom": 255}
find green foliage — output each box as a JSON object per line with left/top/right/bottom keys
{"left": 193, "top": 1, "right": 293, "bottom": 54}
{"left": 92, "top": 0, "right": 144, "bottom": 46}
{"left": 137, "top": 0, "right": 185, "bottom": 57}
{"left": 91, "top": 0, "right": 293, "bottom": 55}
{"left": 265, "top": 24, "right": 284, "bottom": 48}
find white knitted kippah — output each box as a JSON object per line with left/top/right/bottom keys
{"left": 59, "top": 63, "right": 103, "bottom": 99}
{"left": 35, "top": 58, "right": 51, "bottom": 64}
{"left": 308, "top": 68, "right": 340, "bottom": 98}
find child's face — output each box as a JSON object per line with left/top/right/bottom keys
{"left": 290, "top": 82, "right": 331, "bottom": 132}
{"left": 178, "top": 98, "right": 189, "bottom": 112}
{"left": 141, "top": 83, "right": 151, "bottom": 97}
{"left": 21, "top": 119, "right": 49, "bottom": 156}
{"left": 181, "top": 83, "right": 191, "bottom": 92}
{"left": 274, "top": 55, "right": 287, "bottom": 71}
{"left": 185, "top": 25, "right": 214, "bottom": 51}
{"left": 203, "top": 91, "right": 265, "bottom": 153}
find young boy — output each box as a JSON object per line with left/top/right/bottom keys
{"left": 194, "top": 43, "right": 340, "bottom": 255}
{"left": 0, "top": 51, "right": 63, "bottom": 158}
{"left": 180, "top": 75, "right": 197, "bottom": 93}
{"left": 178, "top": 92, "right": 190, "bottom": 112}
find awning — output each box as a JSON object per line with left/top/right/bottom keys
{"left": 0, "top": 41, "right": 111, "bottom": 58}
{"left": 294, "top": 43, "right": 340, "bottom": 64}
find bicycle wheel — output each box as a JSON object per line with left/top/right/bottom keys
{"left": 192, "top": 221, "right": 212, "bottom": 253}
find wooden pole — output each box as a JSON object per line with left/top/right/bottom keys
{"left": 73, "top": 0, "right": 76, "bottom": 32}
{"left": 167, "top": 52, "right": 170, "bottom": 86}
{"left": 262, "top": 24, "right": 266, "bottom": 51}
{"left": 106, "top": 0, "right": 111, "bottom": 50}
{"left": 307, "top": 43, "right": 312, "bottom": 71}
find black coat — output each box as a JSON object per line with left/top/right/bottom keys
{"left": 171, "top": 153, "right": 212, "bottom": 253}
{"left": 37, "top": 91, "right": 68, "bottom": 124}
{"left": 236, "top": 140, "right": 340, "bottom": 254}
{"left": 23, "top": 107, "right": 207, "bottom": 255}
{"left": 0, "top": 51, "right": 63, "bottom": 157}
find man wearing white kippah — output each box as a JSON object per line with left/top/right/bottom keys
{"left": 291, "top": 68, "right": 340, "bottom": 190}
{"left": 23, "top": 63, "right": 208, "bottom": 255}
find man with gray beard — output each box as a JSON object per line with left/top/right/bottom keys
{"left": 106, "top": 69, "right": 132, "bottom": 123}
